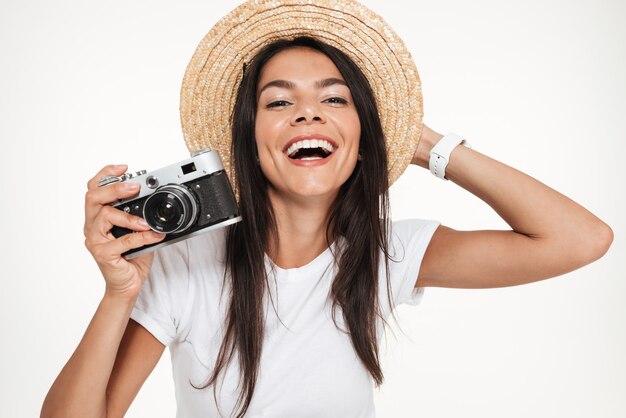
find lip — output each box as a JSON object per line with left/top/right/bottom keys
{"left": 282, "top": 133, "right": 338, "bottom": 154}
{"left": 286, "top": 151, "right": 336, "bottom": 167}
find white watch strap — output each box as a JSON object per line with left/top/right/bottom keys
{"left": 429, "top": 132, "right": 470, "bottom": 180}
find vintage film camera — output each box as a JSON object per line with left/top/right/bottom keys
{"left": 98, "top": 148, "right": 241, "bottom": 259}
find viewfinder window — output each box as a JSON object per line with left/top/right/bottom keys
{"left": 181, "top": 162, "right": 197, "bottom": 175}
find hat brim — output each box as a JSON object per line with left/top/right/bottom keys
{"left": 180, "top": 0, "right": 423, "bottom": 186}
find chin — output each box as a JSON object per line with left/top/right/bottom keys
{"left": 269, "top": 180, "right": 342, "bottom": 202}
{"left": 292, "top": 184, "right": 340, "bottom": 199}
{"left": 263, "top": 163, "right": 356, "bottom": 202}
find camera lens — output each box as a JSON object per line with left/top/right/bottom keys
{"left": 143, "top": 184, "right": 199, "bottom": 234}
{"left": 155, "top": 202, "right": 175, "bottom": 222}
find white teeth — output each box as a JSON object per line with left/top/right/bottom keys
{"left": 286, "top": 139, "right": 335, "bottom": 156}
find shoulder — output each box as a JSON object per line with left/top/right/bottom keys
{"left": 132, "top": 226, "right": 230, "bottom": 344}
{"left": 144, "top": 226, "right": 229, "bottom": 300}
{"left": 389, "top": 218, "right": 441, "bottom": 250}
{"left": 378, "top": 218, "right": 441, "bottom": 309}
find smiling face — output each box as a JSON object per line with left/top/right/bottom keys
{"left": 255, "top": 47, "right": 361, "bottom": 203}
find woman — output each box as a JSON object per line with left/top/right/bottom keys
{"left": 41, "top": 2, "right": 613, "bottom": 418}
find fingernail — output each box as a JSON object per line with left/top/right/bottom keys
{"left": 137, "top": 218, "right": 149, "bottom": 228}
{"left": 114, "top": 164, "right": 128, "bottom": 170}
{"left": 124, "top": 182, "right": 140, "bottom": 190}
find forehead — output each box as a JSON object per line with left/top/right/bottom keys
{"left": 258, "top": 47, "right": 343, "bottom": 83}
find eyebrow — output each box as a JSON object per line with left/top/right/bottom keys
{"left": 257, "top": 77, "right": 348, "bottom": 97}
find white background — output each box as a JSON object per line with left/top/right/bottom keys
{"left": 1, "top": 0, "right": 624, "bottom": 417}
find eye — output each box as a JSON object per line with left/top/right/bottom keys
{"left": 266, "top": 100, "right": 291, "bottom": 108}
{"left": 324, "top": 97, "right": 348, "bottom": 105}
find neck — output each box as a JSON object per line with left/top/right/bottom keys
{"left": 266, "top": 188, "right": 336, "bottom": 269}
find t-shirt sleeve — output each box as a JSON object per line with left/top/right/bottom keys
{"left": 387, "top": 218, "right": 441, "bottom": 308}
{"left": 130, "top": 240, "right": 191, "bottom": 346}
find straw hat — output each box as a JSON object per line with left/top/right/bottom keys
{"left": 180, "top": 0, "right": 423, "bottom": 186}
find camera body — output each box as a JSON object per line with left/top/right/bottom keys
{"left": 101, "top": 148, "right": 241, "bottom": 259}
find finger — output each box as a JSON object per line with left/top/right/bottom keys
{"left": 86, "top": 164, "right": 128, "bottom": 191}
{"left": 86, "top": 206, "right": 151, "bottom": 244}
{"left": 84, "top": 181, "right": 141, "bottom": 229}
{"left": 92, "top": 230, "right": 166, "bottom": 262}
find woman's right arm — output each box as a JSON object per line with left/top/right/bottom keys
{"left": 41, "top": 165, "right": 167, "bottom": 418}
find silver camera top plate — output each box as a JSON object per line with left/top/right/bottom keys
{"left": 97, "top": 148, "right": 225, "bottom": 204}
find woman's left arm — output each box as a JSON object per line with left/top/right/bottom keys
{"left": 414, "top": 125, "right": 613, "bottom": 289}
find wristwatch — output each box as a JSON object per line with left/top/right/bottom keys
{"left": 428, "top": 132, "right": 471, "bottom": 180}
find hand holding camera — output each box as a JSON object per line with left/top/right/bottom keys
{"left": 84, "top": 165, "right": 166, "bottom": 300}
{"left": 84, "top": 149, "right": 241, "bottom": 299}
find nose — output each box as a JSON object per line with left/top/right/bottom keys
{"left": 290, "top": 102, "right": 325, "bottom": 125}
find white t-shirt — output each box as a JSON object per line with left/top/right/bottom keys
{"left": 131, "top": 218, "right": 440, "bottom": 418}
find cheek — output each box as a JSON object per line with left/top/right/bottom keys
{"left": 340, "top": 113, "right": 361, "bottom": 151}
{"left": 254, "top": 114, "right": 281, "bottom": 151}
{"left": 253, "top": 120, "right": 279, "bottom": 179}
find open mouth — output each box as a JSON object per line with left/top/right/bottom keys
{"left": 285, "top": 139, "right": 335, "bottom": 161}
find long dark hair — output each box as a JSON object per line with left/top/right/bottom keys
{"left": 200, "top": 36, "right": 392, "bottom": 417}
